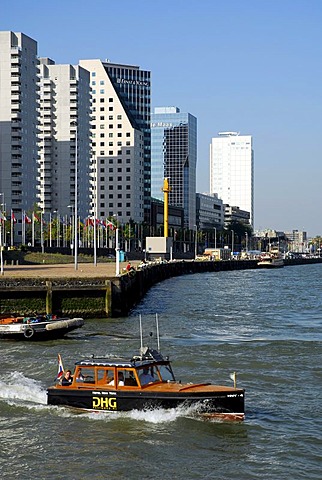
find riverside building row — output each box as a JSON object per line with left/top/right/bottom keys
{"left": 0, "top": 30, "right": 253, "bottom": 245}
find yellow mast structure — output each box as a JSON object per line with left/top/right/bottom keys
{"left": 162, "top": 178, "right": 171, "bottom": 238}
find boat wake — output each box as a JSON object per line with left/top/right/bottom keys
{"left": 0, "top": 371, "right": 47, "bottom": 408}
{"left": 0, "top": 373, "right": 233, "bottom": 424}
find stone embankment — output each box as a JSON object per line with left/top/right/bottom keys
{"left": 0, "top": 257, "right": 321, "bottom": 317}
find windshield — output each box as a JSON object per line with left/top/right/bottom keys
{"left": 156, "top": 364, "right": 175, "bottom": 382}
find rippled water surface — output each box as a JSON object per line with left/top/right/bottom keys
{"left": 1, "top": 264, "right": 321, "bottom": 479}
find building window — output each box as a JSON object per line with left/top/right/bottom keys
{"left": 109, "top": 98, "right": 113, "bottom": 102}
{"left": 92, "top": 72, "right": 96, "bottom": 76}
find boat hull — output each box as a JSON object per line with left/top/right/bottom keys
{"left": 47, "top": 386, "right": 245, "bottom": 420}
{"left": 0, "top": 318, "right": 84, "bottom": 340}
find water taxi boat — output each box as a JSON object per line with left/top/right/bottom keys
{"left": 47, "top": 346, "right": 245, "bottom": 421}
{"left": 257, "top": 247, "right": 284, "bottom": 268}
{"left": 0, "top": 314, "right": 84, "bottom": 340}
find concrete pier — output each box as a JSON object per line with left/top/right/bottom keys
{"left": 0, "top": 258, "right": 321, "bottom": 317}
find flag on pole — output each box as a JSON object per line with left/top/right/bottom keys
{"left": 24, "top": 213, "right": 32, "bottom": 224}
{"left": 105, "top": 220, "right": 116, "bottom": 230}
{"left": 11, "top": 211, "right": 17, "bottom": 224}
{"left": 0, "top": 212, "right": 7, "bottom": 222}
{"left": 230, "top": 372, "right": 237, "bottom": 388}
{"left": 33, "top": 213, "right": 40, "bottom": 223}
{"left": 55, "top": 354, "right": 65, "bottom": 382}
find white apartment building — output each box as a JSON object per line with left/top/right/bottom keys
{"left": 79, "top": 59, "right": 151, "bottom": 224}
{"left": 38, "top": 58, "right": 91, "bottom": 219}
{"left": 210, "top": 132, "right": 254, "bottom": 227}
{"left": 0, "top": 31, "right": 39, "bottom": 219}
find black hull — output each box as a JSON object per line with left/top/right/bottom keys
{"left": 0, "top": 318, "right": 84, "bottom": 340}
{"left": 47, "top": 388, "right": 245, "bottom": 418}
{"left": 0, "top": 327, "right": 79, "bottom": 341}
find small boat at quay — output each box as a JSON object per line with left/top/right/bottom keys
{"left": 47, "top": 316, "right": 245, "bottom": 421}
{"left": 258, "top": 246, "right": 284, "bottom": 268}
{"left": 0, "top": 314, "right": 84, "bottom": 340}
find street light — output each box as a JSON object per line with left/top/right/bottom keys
{"left": 214, "top": 226, "right": 217, "bottom": 249}
{"left": 67, "top": 205, "right": 74, "bottom": 254}
{"left": 194, "top": 224, "right": 198, "bottom": 259}
{"left": 71, "top": 122, "right": 78, "bottom": 271}
{"left": 245, "top": 232, "right": 248, "bottom": 252}
{"left": 113, "top": 214, "right": 120, "bottom": 276}
{"left": 0, "top": 193, "right": 4, "bottom": 276}
{"left": 231, "top": 229, "right": 234, "bottom": 258}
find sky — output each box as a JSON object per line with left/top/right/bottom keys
{"left": 2, "top": 0, "right": 322, "bottom": 236}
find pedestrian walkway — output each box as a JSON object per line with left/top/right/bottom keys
{"left": 0, "top": 261, "right": 139, "bottom": 278}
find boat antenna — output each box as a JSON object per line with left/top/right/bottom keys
{"left": 156, "top": 313, "right": 160, "bottom": 352}
{"left": 139, "top": 314, "right": 143, "bottom": 351}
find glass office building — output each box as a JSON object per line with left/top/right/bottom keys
{"left": 151, "top": 107, "right": 197, "bottom": 229}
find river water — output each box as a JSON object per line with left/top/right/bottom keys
{"left": 0, "top": 264, "right": 321, "bottom": 479}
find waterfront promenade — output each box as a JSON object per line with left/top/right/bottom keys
{"left": 0, "top": 261, "right": 139, "bottom": 278}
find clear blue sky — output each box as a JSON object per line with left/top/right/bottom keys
{"left": 2, "top": 0, "right": 322, "bottom": 236}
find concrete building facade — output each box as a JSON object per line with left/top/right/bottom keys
{"left": 0, "top": 31, "right": 39, "bottom": 218}
{"left": 79, "top": 59, "right": 151, "bottom": 224}
{"left": 196, "top": 193, "right": 224, "bottom": 230}
{"left": 210, "top": 132, "right": 254, "bottom": 227}
{"left": 38, "top": 58, "right": 91, "bottom": 219}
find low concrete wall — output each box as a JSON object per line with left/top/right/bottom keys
{"left": 0, "top": 258, "right": 321, "bottom": 318}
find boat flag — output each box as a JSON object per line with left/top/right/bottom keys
{"left": 230, "top": 371, "right": 237, "bottom": 388}
{"left": 55, "top": 353, "right": 65, "bottom": 381}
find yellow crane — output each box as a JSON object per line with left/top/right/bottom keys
{"left": 162, "top": 178, "right": 171, "bottom": 238}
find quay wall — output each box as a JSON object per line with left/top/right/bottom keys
{"left": 0, "top": 258, "right": 321, "bottom": 318}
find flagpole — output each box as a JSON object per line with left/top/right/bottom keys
{"left": 11, "top": 210, "right": 13, "bottom": 247}
{"left": 0, "top": 218, "right": 4, "bottom": 275}
{"left": 41, "top": 211, "right": 44, "bottom": 254}
{"left": 22, "top": 211, "right": 25, "bottom": 245}
{"left": 93, "top": 215, "right": 97, "bottom": 267}
{"left": 73, "top": 124, "right": 78, "bottom": 271}
{"left": 49, "top": 212, "right": 52, "bottom": 248}
{"left": 32, "top": 213, "right": 35, "bottom": 247}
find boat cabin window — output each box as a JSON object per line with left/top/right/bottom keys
{"left": 123, "top": 369, "right": 138, "bottom": 386}
{"left": 156, "top": 364, "right": 175, "bottom": 382}
{"left": 137, "top": 366, "right": 158, "bottom": 385}
{"left": 97, "top": 368, "right": 115, "bottom": 386}
{"left": 74, "top": 367, "right": 95, "bottom": 384}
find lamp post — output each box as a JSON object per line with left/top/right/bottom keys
{"left": 231, "top": 229, "right": 234, "bottom": 258}
{"left": 214, "top": 226, "right": 217, "bottom": 249}
{"left": 0, "top": 193, "right": 4, "bottom": 275}
{"left": 245, "top": 232, "right": 248, "bottom": 252}
{"left": 71, "top": 122, "right": 78, "bottom": 271}
{"left": 113, "top": 214, "right": 120, "bottom": 276}
{"left": 194, "top": 224, "right": 198, "bottom": 259}
{"left": 40, "top": 210, "right": 44, "bottom": 254}
{"left": 67, "top": 205, "right": 74, "bottom": 254}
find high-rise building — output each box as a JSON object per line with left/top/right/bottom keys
{"left": 38, "top": 58, "right": 91, "bottom": 219}
{"left": 0, "top": 31, "right": 39, "bottom": 218}
{"left": 210, "top": 132, "right": 254, "bottom": 227}
{"left": 151, "top": 107, "right": 197, "bottom": 229}
{"left": 79, "top": 59, "right": 151, "bottom": 224}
